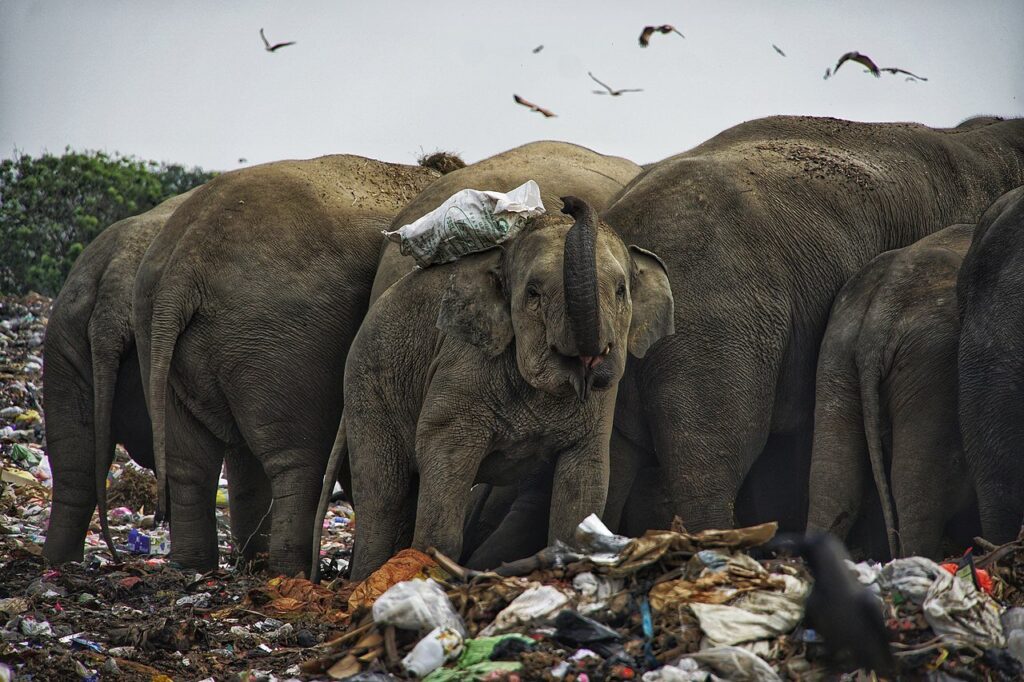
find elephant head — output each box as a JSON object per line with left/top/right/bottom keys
{"left": 437, "top": 196, "right": 674, "bottom": 399}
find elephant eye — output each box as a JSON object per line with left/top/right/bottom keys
{"left": 616, "top": 282, "right": 627, "bottom": 300}
{"left": 526, "top": 282, "right": 543, "bottom": 307}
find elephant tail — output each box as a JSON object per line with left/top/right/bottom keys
{"left": 147, "top": 284, "right": 200, "bottom": 526}
{"left": 90, "top": 329, "right": 124, "bottom": 562}
{"left": 311, "top": 412, "right": 349, "bottom": 583}
{"left": 860, "top": 365, "right": 900, "bottom": 559}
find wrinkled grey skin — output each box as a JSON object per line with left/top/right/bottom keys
{"left": 602, "top": 115, "right": 1024, "bottom": 534}
{"left": 342, "top": 202, "right": 674, "bottom": 580}
{"left": 957, "top": 186, "right": 1024, "bottom": 544}
{"left": 370, "top": 141, "right": 642, "bottom": 303}
{"left": 133, "top": 156, "right": 440, "bottom": 576}
{"left": 807, "top": 223, "right": 976, "bottom": 560}
{"left": 42, "top": 191, "right": 196, "bottom": 564}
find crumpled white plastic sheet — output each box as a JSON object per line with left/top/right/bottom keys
{"left": 689, "top": 574, "right": 808, "bottom": 647}
{"left": 675, "top": 646, "right": 782, "bottom": 682}
{"left": 383, "top": 180, "right": 545, "bottom": 267}
{"left": 479, "top": 584, "right": 569, "bottom": 636}
{"left": 371, "top": 578, "right": 466, "bottom": 636}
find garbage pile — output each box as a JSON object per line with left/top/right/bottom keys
{"left": 5, "top": 290, "right": 1024, "bottom": 680}
{"left": 305, "top": 516, "right": 1024, "bottom": 681}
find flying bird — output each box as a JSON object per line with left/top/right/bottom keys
{"left": 532, "top": 45, "right": 544, "bottom": 54}
{"left": 513, "top": 94, "right": 556, "bottom": 118}
{"left": 826, "top": 51, "right": 880, "bottom": 78}
{"left": 772, "top": 43, "right": 786, "bottom": 57}
{"left": 825, "top": 51, "right": 928, "bottom": 82}
{"left": 638, "top": 24, "right": 684, "bottom": 47}
{"left": 880, "top": 66, "right": 928, "bottom": 81}
{"left": 260, "top": 28, "right": 296, "bottom": 52}
{"left": 588, "top": 72, "right": 642, "bottom": 96}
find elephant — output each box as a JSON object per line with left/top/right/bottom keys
{"left": 806, "top": 223, "right": 977, "bottom": 561}
{"left": 133, "top": 155, "right": 442, "bottom": 576}
{"left": 600, "top": 115, "right": 1024, "bottom": 535}
{"left": 338, "top": 197, "right": 674, "bottom": 580}
{"left": 310, "top": 141, "right": 643, "bottom": 578}
{"left": 42, "top": 190, "right": 196, "bottom": 564}
{"left": 957, "top": 185, "right": 1024, "bottom": 545}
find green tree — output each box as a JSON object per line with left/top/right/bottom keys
{"left": 0, "top": 148, "right": 215, "bottom": 295}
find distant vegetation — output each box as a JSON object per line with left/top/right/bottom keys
{"left": 0, "top": 149, "right": 215, "bottom": 295}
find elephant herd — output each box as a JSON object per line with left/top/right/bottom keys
{"left": 38, "top": 115, "right": 1024, "bottom": 583}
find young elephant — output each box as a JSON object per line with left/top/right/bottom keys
{"left": 341, "top": 198, "right": 674, "bottom": 580}
{"left": 807, "top": 223, "right": 976, "bottom": 560}
{"left": 43, "top": 190, "right": 196, "bottom": 564}
{"left": 957, "top": 186, "right": 1024, "bottom": 545}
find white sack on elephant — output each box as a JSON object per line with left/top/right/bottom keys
{"left": 383, "top": 179, "right": 545, "bottom": 267}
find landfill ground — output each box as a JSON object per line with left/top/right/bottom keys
{"left": 4, "top": 292, "right": 1024, "bottom": 682}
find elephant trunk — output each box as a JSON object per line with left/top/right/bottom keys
{"left": 561, "top": 196, "right": 603, "bottom": 359}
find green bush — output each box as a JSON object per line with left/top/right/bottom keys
{"left": 0, "top": 148, "right": 215, "bottom": 295}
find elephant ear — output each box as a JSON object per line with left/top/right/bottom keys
{"left": 627, "top": 245, "right": 674, "bottom": 358}
{"left": 436, "top": 248, "right": 513, "bottom": 356}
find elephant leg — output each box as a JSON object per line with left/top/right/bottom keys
{"left": 890, "top": 364, "right": 961, "bottom": 560}
{"left": 805, "top": 374, "right": 869, "bottom": 542}
{"left": 42, "top": 365, "right": 97, "bottom": 564}
{"left": 959, "top": 346, "right": 1024, "bottom": 544}
{"left": 602, "top": 428, "right": 644, "bottom": 533}
{"left": 349, "top": 426, "right": 416, "bottom": 581}
{"left": 619, "top": 465, "right": 674, "bottom": 537}
{"left": 461, "top": 483, "right": 518, "bottom": 563}
{"left": 165, "top": 391, "right": 224, "bottom": 571}
{"left": 465, "top": 462, "right": 554, "bottom": 570}
{"left": 548, "top": 427, "right": 612, "bottom": 545}
{"left": 412, "top": 438, "right": 487, "bottom": 564}
{"left": 638, "top": 328, "right": 781, "bottom": 531}
{"left": 224, "top": 444, "right": 273, "bottom": 562}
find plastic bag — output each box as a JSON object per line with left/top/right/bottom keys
{"left": 682, "top": 646, "right": 781, "bottom": 682}
{"left": 479, "top": 584, "right": 568, "bottom": 636}
{"left": 372, "top": 579, "right": 465, "bottom": 636}
{"left": 383, "top": 180, "right": 545, "bottom": 267}
{"left": 402, "top": 626, "right": 464, "bottom": 677}
{"left": 574, "top": 513, "right": 631, "bottom": 556}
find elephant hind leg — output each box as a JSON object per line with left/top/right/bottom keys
{"left": 165, "top": 390, "right": 225, "bottom": 571}
{"left": 348, "top": 428, "right": 416, "bottom": 582}
{"left": 806, "top": 374, "right": 870, "bottom": 544}
{"left": 224, "top": 444, "right": 272, "bottom": 562}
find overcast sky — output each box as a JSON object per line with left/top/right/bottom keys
{"left": 2, "top": 1, "right": 1022, "bottom": 171}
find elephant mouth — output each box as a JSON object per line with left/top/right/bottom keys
{"left": 567, "top": 353, "right": 616, "bottom": 401}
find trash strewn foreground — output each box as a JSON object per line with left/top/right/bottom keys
{"left": 4, "top": 292, "right": 1024, "bottom": 681}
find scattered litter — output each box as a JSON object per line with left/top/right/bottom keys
{"left": 7, "top": 292, "right": 1024, "bottom": 680}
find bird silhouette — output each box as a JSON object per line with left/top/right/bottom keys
{"left": 826, "top": 51, "right": 880, "bottom": 78}
{"left": 260, "top": 28, "right": 296, "bottom": 53}
{"left": 799, "top": 533, "right": 895, "bottom": 676}
{"left": 588, "top": 72, "right": 642, "bottom": 96}
{"left": 532, "top": 45, "right": 544, "bottom": 54}
{"left": 513, "top": 94, "right": 556, "bottom": 118}
{"left": 638, "top": 24, "right": 684, "bottom": 47}
{"left": 825, "top": 52, "right": 927, "bottom": 82}
{"left": 772, "top": 43, "right": 786, "bottom": 57}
